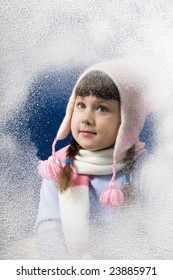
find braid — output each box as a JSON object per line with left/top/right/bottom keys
{"left": 122, "top": 145, "right": 136, "bottom": 204}
{"left": 57, "top": 137, "right": 79, "bottom": 192}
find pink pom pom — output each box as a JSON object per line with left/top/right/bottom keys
{"left": 38, "top": 155, "right": 61, "bottom": 180}
{"left": 100, "top": 181, "right": 124, "bottom": 207}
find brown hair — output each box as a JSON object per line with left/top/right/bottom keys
{"left": 58, "top": 137, "right": 79, "bottom": 192}
{"left": 58, "top": 70, "right": 136, "bottom": 200}
{"left": 75, "top": 70, "right": 120, "bottom": 101}
{"left": 122, "top": 145, "right": 136, "bottom": 204}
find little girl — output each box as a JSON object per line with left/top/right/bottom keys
{"left": 35, "top": 56, "right": 154, "bottom": 259}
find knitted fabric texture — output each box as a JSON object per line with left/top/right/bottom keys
{"left": 39, "top": 142, "right": 145, "bottom": 207}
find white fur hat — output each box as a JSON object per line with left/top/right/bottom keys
{"left": 50, "top": 55, "right": 160, "bottom": 207}
{"left": 53, "top": 55, "right": 156, "bottom": 160}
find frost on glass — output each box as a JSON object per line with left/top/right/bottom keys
{"left": 0, "top": 0, "right": 173, "bottom": 259}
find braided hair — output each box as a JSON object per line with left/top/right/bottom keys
{"left": 58, "top": 137, "right": 79, "bottom": 192}
{"left": 122, "top": 145, "right": 136, "bottom": 204}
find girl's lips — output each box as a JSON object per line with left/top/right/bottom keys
{"left": 80, "top": 130, "right": 97, "bottom": 137}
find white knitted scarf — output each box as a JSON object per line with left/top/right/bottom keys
{"left": 73, "top": 147, "right": 126, "bottom": 175}
{"left": 58, "top": 147, "right": 126, "bottom": 256}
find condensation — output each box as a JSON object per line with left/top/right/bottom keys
{"left": 0, "top": 0, "right": 173, "bottom": 259}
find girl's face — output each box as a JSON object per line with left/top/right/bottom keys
{"left": 71, "top": 95, "right": 121, "bottom": 151}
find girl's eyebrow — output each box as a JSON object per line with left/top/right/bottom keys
{"left": 76, "top": 96, "right": 113, "bottom": 105}
{"left": 92, "top": 99, "right": 115, "bottom": 106}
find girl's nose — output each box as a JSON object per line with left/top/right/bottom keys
{"left": 81, "top": 110, "right": 94, "bottom": 125}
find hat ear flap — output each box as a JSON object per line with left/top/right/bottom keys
{"left": 56, "top": 89, "right": 76, "bottom": 140}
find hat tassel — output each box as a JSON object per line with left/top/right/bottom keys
{"left": 100, "top": 161, "right": 124, "bottom": 207}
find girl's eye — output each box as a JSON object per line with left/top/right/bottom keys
{"left": 97, "top": 106, "right": 108, "bottom": 112}
{"left": 77, "top": 102, "right": 86, "bottom": 109}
